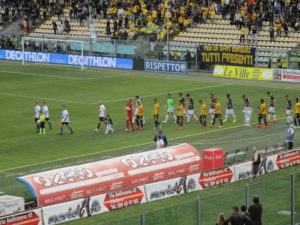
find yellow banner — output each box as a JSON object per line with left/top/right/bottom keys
{"left": 213, "top": 65, "right": 273, "bottom": 81}
{"left": 140, "top": 22, "right": 162, "bottom": 34}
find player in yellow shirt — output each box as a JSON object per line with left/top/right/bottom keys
{"left": 176, "top": 101, "right": 184, "bottom": 129}
{"left": 198, "top": 100, "right": 207, "bottom": 129}
{"left": 135, "top": 101, "right": 144, "bottom": 130}
{"left": 292, "top": 98, "right": 300, "bottom": 127}
{"left": 256, "top": 99, "right": 268, "bottom": 128}
{"left": 240, "top": 25, "right": 246, "bottom": 44}
{"left": 210, "top": 99, "right": 223, "bottom": 128}
{"left": 153, "top": 99, "right": 161, "bottom": 129}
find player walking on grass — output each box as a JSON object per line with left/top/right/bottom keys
{"left": 38, "top": 111, "right": 46, "bottom": 135}
{"left": 176, "top": 101, "right": 184, "bottom": 129}
{"left": 59, "top": 105, "right": 74, "bottom": 135}
{"left": 133, "top": 96, "right": 146, "bottom": 124}
{"left": 153, "top": 99, "right": 161, "bottom": 129}
{"left": 94, "top": 101, "right": 106, "bottom": 132}
{"left": 242, "top": 95, "right": 250, "bottom": 119}
{"left": 223, "top": 94, "right": 237, "bottom": 123}
{"left": 198, "top": 100, "right": 206, "bottom": 129}
{"left": 292, "top": 98, "right": 300, "bottom": 128}
{"left": 256, "top": 99, "right": 268, "bottom": 129}
{"left": 135, "top": 100, "right": 144, "bottom": 130}
{"left": 185, "top": 94, "right": 198, "bottom": 123}
{"left": 162, "top": 93, "right": 177, "bottom": 123}
{"left": 42, "top": 102, "right": 52, "bottom": 129}
{"left": 285, "top": 95, "right": 293, "bottom": 124}
{"left": 208, "top": 94, "right": 215, "bottom": 123}
{"left": 104, "top": 114, "right": 114, "bottom": 134}
{"left": 125, "top": 99, "right": 134, "bottom": 131}
{"left": 210, "top": 99, "right": 223, "bottom": 128}
{"left": 179, "top": 93, "right": 189, "bottom": 120}
{"left": 267, "top": 92, "right": 277, "bottom": 123}
{"left": 34, "top": 101, "right": 41, "bottom": 133}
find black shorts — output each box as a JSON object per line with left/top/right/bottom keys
{"left": 177, "top": 116, "right": 183, "bottom": 121}
{"left": 137, "top": 116, "right": 143, "bottom": 120}
{"left": 45, "top": 118, "right": 49, "bottom": 121}
{"left": 40, "top": 122, "right": 45, "bottom": 128}
{"left": 35, "top": 118, "right": 39, "bottom": 123}
{"left": 214, "top": 114, "right": 222, "bottom": 119}
{"left": 153, "top": 114, "right": 159, "bottom": 120}
{"left": 295, "top": 113, "right": 300, "bottom": 119}
{"left": 252, "top": 165, "right": 259, "bottom": 175}
{"left": 199, "top": 115, "right": 206, "bottom": 121}
{"left": 259, "top": 114, "right": 266, "bottom": 119}
{"left": 62, "top": 122, "right": 69, "bottom": 125}
{"left": 99, "top": 117, "right": 104, "bottom": 122}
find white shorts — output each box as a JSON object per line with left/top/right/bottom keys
{"left": 269, "top": 107, "right": 275, "bottom": 113}
{"left": 134, "top": 108, "right": 139, "bottom": 115}
{"left": 209, "top": 109, "right": 215, "bottom": 115}
{"left": 167, "top": 108, "right": 174, "bottom": 113}
{"left": 286, "top": 110, "right": 291, "bottom": 116}
{"left": 226, "top": 109, "right": 234, "bottom": 114}
{"left": 188, "top": 109, "right": 194, "bottom": 115}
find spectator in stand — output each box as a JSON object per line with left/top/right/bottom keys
{"left": 58, "top": 20, "right": 65, "bottom": 33}
{"left": 74, "top": 5, "right": 78, "bottom": 20}
{"left": 183, "top": 17, "right": 188, "bottom": 32}
{"left": 251, "top": 24, "right": 257, "bottom": 44}
{"left": 240, "top": 25, "right": 246, "bottom": 43}
{"left": 43, "top": 8, "right": 47, "bottom": 21}
{"left": 224, "top": 206, "right": 251, "bottom": 225}
{"left": 257, "top": 16, "right": 262, "bottom": 33}
{"left": 69, "top": 5, "right": 73, "bottom": 20}
{"left": 23, "top": 18, "right": 27, "bottom": 33}
{"left": 230, "top": 11, "right": 235, "bottom": 25}
{"left": 216, "top": 213, "right": 225, "bottom": 225}
{"left": 56, "top": 7, "right": 61, "bottom": 21}
{"left": 129, "top": 29, "right": 134, "bottom": 40}
{"left": 234, "top": 9, "right": 242, "bottom": 29}
{"left": 79, "top": 12, "right": 84, "bottom": 26}
{"left": 106, "top": 25, "right": 111, "bottom": 35}
{"left": 122, "top": 29, "right": 128, "bottom": 40}
{"left": 274, "top": 0, "right": 280, "bottom": 19}
{"left": 178, "top": 14, "right": 184, "bottom": 30}
{"left": 241, "top": 206, "right": 251, "bottom": 218}
{"left": 52, "top": 20, "right": 57, "bottom": 34}
{"left": 252, "top": 10, "right": 257, "bottom": 25}
{"left": 65, "top": 21, "right": 71, "bottom": 33}
{"left": 31, "top": 8, "right": 36, "bottom": 27}
{"left": 210, "top": 8, "right": 216, "bottom": 23}
{"left": 269, "top": 25, "right": 275, "bottom": 41}
{"left": 221, "top": 4, "right": 227, "bottom": 19}
{"left": 186, "top": 50, "right": 191, "bottom": 69}
{"left": 248, "top": 196, "right": 263, "bottom": 225}
{"left": 283, "top": 21, "right": 289, "bottom": 36}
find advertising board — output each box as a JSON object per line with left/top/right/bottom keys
{"left": 273, "top": 69, "right": 300, "bottom": 83}
{"left": 0, "top": 208, "right": 42, "bottom": 225}
{"left": 17, "top": 144, "right": 203, "bottom": 206}
{"left": 144, "top": 60, "right": 187, "bottom": 74}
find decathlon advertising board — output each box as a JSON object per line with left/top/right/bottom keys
{"left": 144, "top": 60, "right": 188, "bottom": 74}
{"left": 17, "top": 144, "right": 203, "bottom": 206}
{"left": 0, "top": 50, "right": 133, "bottom": 69}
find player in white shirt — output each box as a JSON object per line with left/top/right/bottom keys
{"left": 94, "top": 100, "right": 106, "bottom": 132}
{"left": 58, "top": 105, "right": 74, "bottom": 135}
{"left": 34, "top": 101, "right": 41, "bottom": 133}
{"left": 132, "top": 96, "right": 146, "bottom": 124}
{"left": 42, "top": 102, "right": 52, "bottom": 129}
{"left": 156, "top": 135, "right": 165, "bottom": 149}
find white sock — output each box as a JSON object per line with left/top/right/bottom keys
{"left": 143, "top": 117, "right": 146, "bottom": 123}
{"left": 288, "top": 116, "right": 293, "bottom": 123}
{"left": 173, "top": 114, "right": 177, "bottom": 120}
{"left": 187, "top": 115, "right": 190, "bottom": 122}
{"left": 185, "top": 113, "right": 189, "bottom": 119}
{"left": 225, "top": 114, "right": 228, "bottom": 120}
{"left": 165, "top": 114, "right": 169, "bottom": 122}
{"left": 193, "top": 115, "right": 198, "bottom": 121}
{"left": 233, "top": 114, "right": 236, "bottom": 120}
{"left": 268, "top": 114, "right": 271, "bottom": 120}
{"left": 211, "top": 114, "right": 214, "bottom": 120}
{"left": 273, "top": 114, "right": 276, "bottom": 120}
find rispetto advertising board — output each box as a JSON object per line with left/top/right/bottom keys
{"left": 144, "top": 60, "right": 188, "bottom": 74}
{"left": 0, "top": 50, "right": 133, "bottom": 69}
{"left": 0, "top": 208, "right": 42, "bottom": 225}
{"left": 17, "top": 144, "right": 203, "bottom": 206}
{"left": 273, "top": 69, "right": 300, "bottom": 83}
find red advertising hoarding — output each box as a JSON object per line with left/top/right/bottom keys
{"left": 276, "top": 149, "right": 300, "bottom": 169}
{"left": 0, "top": 209, "right": 42, "bottom": 225}
{"left": 17, "top": 144, "right": 203, "bottom": 206}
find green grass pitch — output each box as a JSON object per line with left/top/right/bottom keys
{"left": 0, "top": 61, "right": 299, "bottom": 225}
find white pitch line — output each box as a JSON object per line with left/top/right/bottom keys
{"left": 0, "top": 117, "right": 287, "bottom": 172}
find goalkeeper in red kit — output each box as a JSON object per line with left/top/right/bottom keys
{"left": 125, "top": 99, "right": 134, "bottom": 131}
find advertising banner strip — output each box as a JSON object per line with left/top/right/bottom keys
{"left": 213, "top": 65, "right": 273, "bottom": 81}
{"left": 198, "top": 45, "right": 256, "bottom": 67}
{"left": 0, "top": 208, "right": 43, "bottom": 225}
{"left": 144, "top": 60, "right": 188, "bottom": 74}
{"left": 17, "top": 144, "right": 203, "bottom": 207}
{"left": 273, "top": 69, "right": 300, "bottom": 83}
{"left": 289, "top": 51, "right": 300, "bottom": 63}
{"left": 0, "top": 50, "right": 133, "bottom": 70}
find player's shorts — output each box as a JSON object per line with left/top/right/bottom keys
{"left": 226, "top": 109, "right": 234, "bottom": 114}
{"left": 188, "top": 109, "right": 194, "bottom": 115}
{"left": 137, "top": 115, "right": 143, "bottom": 120}
{"left": 199, "top": 115, "right": 206, "bottom": 121}
{"left": 209, "top": 109, "right": 215, "bottom": 115}
{"left": 153, "top": 114, "right": 159, "bottom": 120}
{"left": 268, "top": 107, "right": 275, "bottom": 113}
{"left": 214, "top": 113, "right": 222, "bottom": 119}
{"left": 45, "top": 118, "right": 49, "bottom": 121}
{"left": 40, "top": 122, "right": 45, "bottom": 128}
{"left": 62, "top": 122, "right": 69, "bottom": 125}
{"left": 99, "top": 117, "right": 104, "bottom": 122}
{"left": 259, "top": 114, "right": 266, "bottom": 120}
{"left": 295, "top": 113, "right": 300, "bottom": 119}
{"left": 35, "top": 118, "right": 39, "bottom": 123}
{"left": 286, "top": 110, "right": 291, "bottom": 116}
{"left": 167, "top": 108, "right": 174, "bottom": 113}
{"left": 177, "top": 116, "right": 183, "bottom": 121}
{"left": 252, "top": 165, "right": 259, "bottom": 175}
